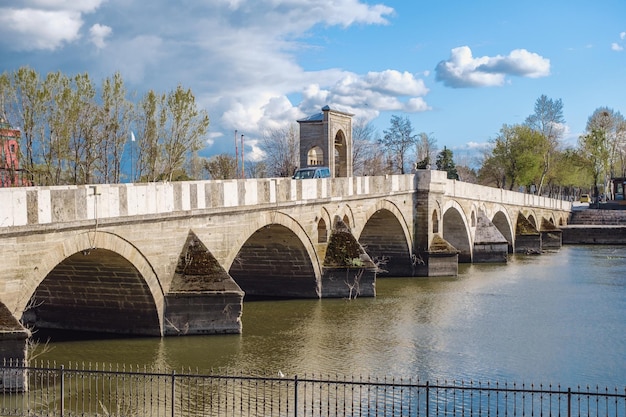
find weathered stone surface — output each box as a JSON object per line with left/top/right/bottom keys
{"left": 540, "top": 218, "right": 562, "bottom": 250}
{"left": 165, "top": 231, "right": 243, "bottom": 335}
{"left": 321, "top": 216, "right": 376, "bottom": 298}
{"left": 473, "top": 211, "right": 508, "bottom": 263}
{"left": 423, "top": 235, "right": 459, "bottom": 276}
{"left": 515, "top": 214, "right": 542, "bottom": 254}
{"left": 0, "top": 172, "right": 571, "bottom": 342}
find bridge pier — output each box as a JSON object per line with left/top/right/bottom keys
{"left": 321, "top": 217, "right": 377, "bottom": 298}
{"left": 540, "top": 218, "right": 562, "bottom": 250}
{"left": 473, "top": 211, "right": 508, "bottom": 263}
{"left": 515, "top": 214, "right": 542, "bottom": 254}
{"left": 414, "top": 235, "right": 459, "bottom": 277}
{"left": 164, "top": 232, "right": 244, "bottom": 335}
{"left": 0, "top": 304, "right": 29, "bottom": 392}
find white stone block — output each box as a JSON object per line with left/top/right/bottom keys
{"left": 223, "top": 181, "right": 238, "bottom": 207}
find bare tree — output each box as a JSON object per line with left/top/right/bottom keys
{"left": 260, "top": 123, "right": 299, "bottom": 177}
{"left": 351, "top": 117, "right": 388, "bottom": 176}
{"left": 415, "top": 132, "right": 437, "bottom": 169}
{"left": 380, "top": 115, "right": 418, "bottom": 174}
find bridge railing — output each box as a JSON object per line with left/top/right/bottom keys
{"left": 0, "top": 361, "right": 624, "bottom": 417}
{"left": 443, "top": 178, "right": 572, "bottom": 211}
{"left": 0, "top": 172, "right": 571, "bottom": 229}
{"left": 0, "top": 175, "right": 418, "bottom": 228}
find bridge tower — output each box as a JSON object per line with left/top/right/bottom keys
{"left": 297, "top": 105, "right": 353, "bottom": 178}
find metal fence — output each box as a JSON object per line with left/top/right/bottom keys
{"left": 0, "top": 361, "right": 624, "bottom": 417}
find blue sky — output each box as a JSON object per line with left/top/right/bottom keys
{"left": 1, "top": 0, "right": 625, "bottom": 165}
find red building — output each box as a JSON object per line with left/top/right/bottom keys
{"left": 0, "top": 117, "right": 23, "bottom": 187}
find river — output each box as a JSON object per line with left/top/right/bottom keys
{"left": 33, "top": 245, "right": 626, "bottom": 388}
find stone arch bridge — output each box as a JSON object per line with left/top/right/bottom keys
{"left": 0, "top": 170, "right": 570, "bottom": 346}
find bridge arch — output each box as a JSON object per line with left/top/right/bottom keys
{"left": 18, "top": 231, "right": 165, "bottom": 336}
{"left": 356, "top": 199, "right": 413, "bottom": 276}
{"left": 441, "top": 200, "right": 472, "bottom": 263}
{"left": 225, "top": 211, "right": 322, "bottom": 298}
{"left": 490, "top": 207, "right": 514, "bottom": 252}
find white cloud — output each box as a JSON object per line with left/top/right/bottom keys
{"left": 89, "top": 23, "right": 111, "bottom": 49}
{"left": 0, "top": 0, "right": 414, "bottom": 157}
{"left": 0, "top": 1, "right": 107, "bottom": 51}
{"left": 435, "top": 46, "right": 550, "bottom": 88}
{"left": 612, "top": 32, "right": 626, "bottom": 51}
{"left": 0, "top": 8, "right": 83, "bottom": 50}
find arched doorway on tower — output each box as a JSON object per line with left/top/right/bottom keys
{"left": 334, "top": 130, "right": 348, "bottom": 177}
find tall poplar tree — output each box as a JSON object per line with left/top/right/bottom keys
{"left": 524, "top": 95, "right": 565, "bottom": 195}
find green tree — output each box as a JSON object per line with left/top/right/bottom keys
{"left": 99, "top": 72, "right": 132, "bottom": 183}
{"left": 161, "top": 85, "right": 209, "bottom": 181}
{"left": 578, "top": 129, "right": 609, "bottom": 198}
{"left": 524, "top": 95, "right": 565, "bottom": 195}
{"left": 586, "top": 107, "right": 626, "bottom": 180}
{"left": 486, "top": 124, "right": 547, "bottom": 190}
{"left": 380, "top": 115, "right": 418, "bottom": 174}
{"left": 135, "top": 90, "right": 166, "bottom": 182}
{"left": 11, "top": 67, "right": 48, "bottom": 183}
{"left": 203, "top": 153, "right": 238, "bottom": 179}
{"left": 435, "top": 146, "right": 458, "bottom": 179}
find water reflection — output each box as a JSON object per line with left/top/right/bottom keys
{"left": 35, "top": 246, "right": 626, "bottom": 388}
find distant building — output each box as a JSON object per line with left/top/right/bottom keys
{"left": 0, "top": 117, "right": 24, "bottom": 187}
{"left": 297, "top": 105, "right": 353, "bottom": 178}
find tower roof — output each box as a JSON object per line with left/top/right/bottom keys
{"left": 297, "top": 105, "right": 354, "bottom": 123}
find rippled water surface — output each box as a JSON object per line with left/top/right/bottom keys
{"left": 36, "top": 246, "right": 626, "bottom": 387}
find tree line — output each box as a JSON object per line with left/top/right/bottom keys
{"left": 0, "top": 66, "right": 208, "bottom": 185}
{"left": 1, "top": 67, "right": 624, "bottom": 198}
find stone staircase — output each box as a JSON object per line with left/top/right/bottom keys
{"left": 569, "top": 209, "right": 626, "bottom": 225}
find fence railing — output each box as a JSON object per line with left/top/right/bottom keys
{"left": 0, "top": 361, "right": 624, "bottom": 417}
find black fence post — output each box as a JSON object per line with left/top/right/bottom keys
{"left": 60, "top": 365, "right": 65, "bottom": 417}
{"left": 426, "top": 380, "right": 430, "bottom": 417}
{"left": 171, "top": 370, "right": 176, "bottom": 417}
{"left": 294, "top": 375, "right": 298, "bottom": 417}
{"left": 568, "top": 387, "right": 572, "bottom": 417}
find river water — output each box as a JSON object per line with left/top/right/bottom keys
{"left": 34, "top": 245, "right": 626, "bottom": 388}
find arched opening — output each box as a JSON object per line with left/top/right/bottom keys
{"left": 442, "top": 208, "right": 472, "bottom": 263}
{"left": 432, "top": 210, "right": 439, "bottom": 233}
{"left": 492, "top": 211, "right": 513, "bottom": 253}
{"left": 334, "top": 130, "right": 348, "bottom": 177}
{"left": 317, "top": 218, "right": 327, "bottom": 243}
{"left": 229, "top": 224, "right": 318, "bottom": 299}
{"left": 359, "top": 209, "right": 412, "bottom": 276}
{"left": 22, "top": 249, "right": 161, "bottom": 336}
{"left": 471, "top": 211, "right": 476, "bottom": 227}
{"left": 308, "top": 146, "right": 324, "bottom": 166}
{"left": 342, "top": 214, "right": 350, "bottom": 229}
{"left": 527, "top": 214, "right": 537, "bottom": 229}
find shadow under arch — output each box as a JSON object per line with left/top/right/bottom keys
{"left": 490, "top": 207, "right": 515, "bottom": 253}
{"left": 356, "top": 199, "right": 413, "bottom": 276}
{"left": 225, "top": 211, "right": 322, "bottom": 299}
{"left": 18, "top": 231, "right": 165, "bottom": 336}
{"left": 441, "top": 200, "right": 472, "bottom": 263}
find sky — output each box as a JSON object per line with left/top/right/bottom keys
{"left": 1, "top": 0, "right": 625, "bottom": 166}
